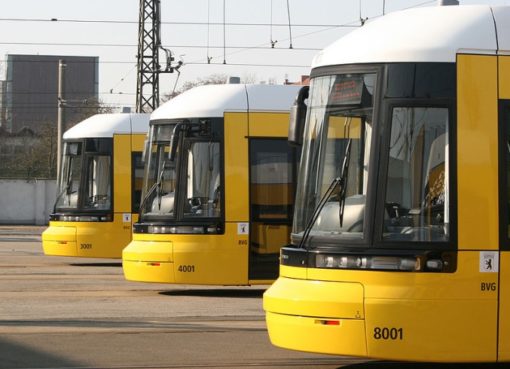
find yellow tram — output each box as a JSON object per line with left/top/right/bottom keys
{"left": 42, "top": 113, "right": 150, "bottom": 258}
{"left": 263, "top": 4, "right": 510, "bottom": 362}
{"left": 122, "top": 84, "right": 301, "bottom": 285}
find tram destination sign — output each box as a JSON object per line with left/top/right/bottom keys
{"left": 329, "top": 75, "right": 369, "bottom": 107}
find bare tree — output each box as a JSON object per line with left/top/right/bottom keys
{"left": 1, "top": 97, "right": 114, "bottom": 179}
{"left": 162, "top": 73, "right": 229, "bottom": 102}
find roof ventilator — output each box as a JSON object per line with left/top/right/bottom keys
{"left": 438, "top": 0, "right": 459, "bottom": 5}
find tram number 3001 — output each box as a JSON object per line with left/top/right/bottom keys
{"left": 373, "top": 327, "right": 403, "bottom": 340}
{"left": 178, "top": 265, "right": 195, "bottom": 273}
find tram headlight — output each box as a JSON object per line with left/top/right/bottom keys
{"left": 315, "top": 254, "right": 420, "bottom": 271}
{"left": 55, "top": 214, "right": 112, "bottom": 222}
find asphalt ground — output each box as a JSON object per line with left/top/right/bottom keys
{"left": 0, "top": 227, "right": 507, "bottom": 369}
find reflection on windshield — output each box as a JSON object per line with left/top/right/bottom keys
{"left": 293, "top": 73, "right": 375, "bottom": 244}
{"left": 383, "top": 107, "right": 449, "bottom": 242}
{"left": 139, "top": 123, "right": 222, "bottom": 220}
{"left": 184, "top": 142, "right": 221, "bottom": 217}
{"left": 55, "top": 142, "right": 82, "bottom": 209}
{"left": 140, "top": 124, "right": 177, "bottom": 217}
{"left": 84, "top": 156, "right": 111, "bottom": 210}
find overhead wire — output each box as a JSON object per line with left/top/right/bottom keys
{"left": 223, "top": 0, "right": 226, "bottom": 64}
{"left": 0, "top": 17, "right": 361, "bottom": 28}
{"left": 0, "top": 0, "right": 436, "bottom": 109}
{"left": 286, "top": 0, "right": 293, "bottom": 49}
{"left": 0, "top": 40, "right": 323, "bottom": 51}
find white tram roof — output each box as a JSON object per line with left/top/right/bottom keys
{"left": 312, "top": 5, "right": 510, "bottom": 68}
{"left": 150, "top": 84, "right": 302, "bottom": 121}
{"left": 63, "top": 113, "right": 150, "bottom": 139}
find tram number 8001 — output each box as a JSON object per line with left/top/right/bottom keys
{"left": 373, "top": 327, "right": 403, "bottom": 340}
{"left": 178, "top": 265, "right": 195, "bottom": 273}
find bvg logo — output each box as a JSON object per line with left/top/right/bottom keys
{"left": 481, "top": 282, "right": 497, "bottom": 291}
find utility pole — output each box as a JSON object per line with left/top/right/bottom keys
{"left": 57, "top": 59, "right": 66, "bottom": 178}
{"left": 136, "top": 0, "right": 182, "bottom": 113}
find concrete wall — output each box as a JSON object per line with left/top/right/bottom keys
{"left": 0, "top": 179, "right": 56, "bottom": 225}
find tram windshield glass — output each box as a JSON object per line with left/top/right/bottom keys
{"left": 140, "top": 122, "right": 222, "bottom": 221}
{"left": 140, "top": 124, "right": 178, "bottom": 218}
{"left": 293, "top": 73, "right": 375, "bottom": 244}
{"left": 383, "top": 107, "right": 449, "bottom": 242}
{"left": 55, "top": 138, "right": 112, "bottom": 212}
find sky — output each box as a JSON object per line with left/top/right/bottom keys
{"left": 1, "top": 0, "right": 509, "bottom": 111}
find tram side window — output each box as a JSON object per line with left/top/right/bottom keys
{"left": 183, "top": 142, "right": 221, "bottom": 218}
{"left": 56, "top": 142, "right": 82, "bottom": 209}
{"left": 383, "top": 107, "right": 449, "bottom": 242}
{"left": 83, "top": 155, "right": 111, "bottom": 210}
{"left": 250, "top": 139, "right": 295, "bottom": 222}
{"left": 132, "top": 152, "right": 144, "bottom": 213}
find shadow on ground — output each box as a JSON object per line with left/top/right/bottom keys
{"left": 69, "top": 262, "right": 122, "bottom": 267}
{"left": 159, "top": 288, "right": 265, "bottom": 298}
{"left": 343, "top": 362, "right": 507, "bottom": 369}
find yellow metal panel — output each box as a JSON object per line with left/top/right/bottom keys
{"left": 263, "top": 277, "right": 364, "bottom": 319}
{"left": 122, "top": 238, "right": 174, "bottom": 283}
{"left": 42, "top": 225, "right": 77, "bottom": 256}
{"left": 267, "top": 251, "right": 499, "bottom": 361}
{"left": 224, "top": 112, "right": 249, "bottom": 222}
{"left": 123, "top": 238, "right": 173, "bottom": 262}
{"left": 250, "top": 223, "right": 290, "bottom": 254}
{"left": 42, "top": 213, "right": 133, "bottom": 258}
{"left": 457, "top": 54, "right": 499, "bottom": 250}
{"left": 123, "top": 222, "right": 248, "bottom": 285}
{"left": 266, "top": 312, "right": 367, "bottom": 356}
{"left": 248, "top": 112, "right": 289, "bottom": 137}
{"left": 499, "top": 56, "right": 510, "bottom": 100}
{"left": 279, "top": 264, "right": 307, "bottom": 279}
{"left": 499, "top": 252, "right": 510, "bottom": 361}
{"left": 366, "top": 298, "right": 496, "bottom": 362}
{"left": 131, "top": 132, "right": 146, "bottom": 151}
{"left": 113, "top": 134, "right": 132, "bottom": 213}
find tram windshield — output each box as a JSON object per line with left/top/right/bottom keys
{"left": 55, "top": 139, "right": 112, "bottom": 212}
{"left": 140, "top": 122, "right": 222, "bottom": 221}
{"left": 293, "top": 73, "right": 375, "bottom": 244}
{"left": 294, "top": 66, "right": 452, "bottom": 248}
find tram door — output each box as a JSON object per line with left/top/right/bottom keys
{"left": 248, "top": 138, "right": 296, "bottom": 280}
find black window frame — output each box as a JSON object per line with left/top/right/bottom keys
{"left": 498, "top": 99, "right": 510, "bottom": 251}
{"left": 374, "top": 100, "right": 457, "bottom": 250}
{"left": 54, "top": 137, "right": 114, "bottom": 216}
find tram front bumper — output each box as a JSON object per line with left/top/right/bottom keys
{"left": 42, "top": 224, "right": 77, "bottom": 256}
{"left": 263, "top": 276, "right": 367, "bottom": 356}
{"left": 122, "top": 239, "right": 175, "bottom": 283}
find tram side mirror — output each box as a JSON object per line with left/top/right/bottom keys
{"left": 288, "top": 86, "right": 309, "bottom": 147}
{"left": 141, "top": 137, "right": 149, "bottom": 163}
{"left": 168, "top": 131, "right": 179, "bottom": 162}
{"left": 169, "top": 122, "right": 185, "bottom": 162}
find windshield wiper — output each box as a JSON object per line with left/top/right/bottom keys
{"left": 339, "top": 138, "right": 352, "bottom": 228}
{"left": 297, "top": 138, "right": 352, "bottom": 249}
{"left": 53, "top": 180, "right": 73, "bottom": 212}
{"left": 298, "top": 176, "right": 341, "bottom": 249}
{"left": 139, "top": 164, "right": 165, "bottom": 213}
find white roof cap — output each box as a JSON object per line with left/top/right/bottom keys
{"left": 150, "top": 84, "right": 302, "bottom": 121}
{"left": 63, "top": 113, "right": 150, "bottom": 139}
{"left": 313, "top": 5, "right": 508, "bottom": 68}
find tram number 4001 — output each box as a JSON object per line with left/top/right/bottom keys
{"left": 373, "top": 327, "right": 404, "bottom": 340}
{"left": 178, "top": 265, "right": 195, "bottom": 273}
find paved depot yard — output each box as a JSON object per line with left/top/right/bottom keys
{"left": 0, "top": 228, "right": 352, "bottom": 369}
{"left": 0, "top": 228, "right": 506, "bottom": 369}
